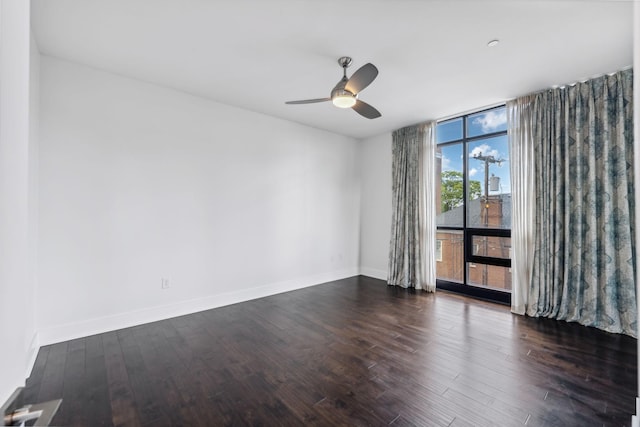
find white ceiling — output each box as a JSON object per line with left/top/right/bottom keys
{"left": 31, "top": 0, "right": 634, "bottom": 140}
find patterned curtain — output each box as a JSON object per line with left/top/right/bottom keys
{"left": 388, "top": 123, "right": 435, "bottom": 291}
{"left": 527, "top": 69, "right": 636, "bottom": 337}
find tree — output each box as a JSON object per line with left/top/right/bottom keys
{"left": 441, "top": 170, "right": 481, "bottom": 212}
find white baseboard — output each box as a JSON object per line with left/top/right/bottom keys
{"left": 359, "top": 266, "right": 387, "bottom": 281}
{"left": 37, "top": 268, "right": 359, "bottom": 346}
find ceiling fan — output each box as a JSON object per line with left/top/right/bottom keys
{"left": 285, "top": 57, "right": 382, "bottom": 119}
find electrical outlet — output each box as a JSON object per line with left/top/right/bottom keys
{"left": 161, "top": 278, "right": 170, "bottom": 289}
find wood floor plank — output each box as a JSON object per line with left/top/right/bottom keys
{"left": 37, "top": 341, "right": 68, "bottom": 403}
{"left": 102, "top": 331, "right": 141, "bottom": 427}
{"left": 83, "top": 344, "right": 113, "bottom": 427}
{"left": 24, "top": 276, "right": 637, "bottom": 426}
{"left": 59, "top": 338, "right": 87, "bottom": 426}
{"left": 23, "top": 344, "right": 50, "bottom": 403}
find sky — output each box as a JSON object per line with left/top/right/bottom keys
{"left": 436, "top": 107, "right": 511, "bottom": 196}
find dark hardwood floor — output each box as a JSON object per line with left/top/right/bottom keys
{"left": 24, "top": 276, "right": 636, "bottom": 426}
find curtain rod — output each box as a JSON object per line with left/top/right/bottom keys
{"left": 549, "top": 65, "right": 632, "bottom": 89}
{"left": 435, "top": 66, "right": 633, "bottom": 124}
{"left": 435, "top": 100, "right": 510, "bottom": 123}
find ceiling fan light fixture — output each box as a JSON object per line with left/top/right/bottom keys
{"left": 333, "top": 95, "right": 356, "bottom": 109}
{"left": 286, "top": 57, "right": 381, "bottom": 119}
{"left": 332, "top": 90, "right": 356, "bottom": 108}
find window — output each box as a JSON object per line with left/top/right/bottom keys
{"left": 435, "top": 105, "right": 511, "bottom": 304}
{"left": 436, "top": 240, "right": 443, "bottom": 262}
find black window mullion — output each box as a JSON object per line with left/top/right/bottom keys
{"left": 462, "top": 118, "right": 468, "bottom": 287}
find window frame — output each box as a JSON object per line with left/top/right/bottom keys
{"left": 435, "top": 239, "right": 443, "bottom": 262}
{"left": 465, "top": 228, "right": 511, "bottom": 268}
{"left": 435, "top": 105, "right": 511, "bottom": 304}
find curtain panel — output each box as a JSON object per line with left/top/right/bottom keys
{"left": 507, "top": 96, "right": 537, "bottom": 315}
{"left": 520, "top": 69, "right": 636, "bottom": 336}
{"left": 388, "top": 123, "right": 436, "bottom": 291}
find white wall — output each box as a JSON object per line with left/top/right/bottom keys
{"left": 37, "top": 56, "right": 361, "bottom": 345}
{"left": 358, "top": 132, "right": 392, "bottom": 280}
{"left": 0, "top": 0, "right": 38, "bottom": 405}
{"left": 26, "top": 28, "right": 41, "bottom": 382}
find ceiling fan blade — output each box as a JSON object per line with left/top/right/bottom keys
{"left": 285, "top": 98, "right": 331, "bottom": 105}
{"left": 345, "top": 63, "right": 378, "bottom": 94}
{"left": 352, "top": 100, "right": 381, "bottom": 119}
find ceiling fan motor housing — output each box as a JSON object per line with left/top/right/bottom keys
{"left": 331, "top": 77, "right": 356, "bottom": 108}
{"left": 331, "top": 87, "right": 355, "bottom": 99}
{"left": 285, "top": 56, "right": 380, "bottom": 118}
{"left": 331, "top": 78, "right": 355, "bottom": 98}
